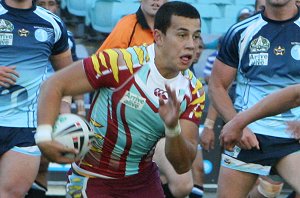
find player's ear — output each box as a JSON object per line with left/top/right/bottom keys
{"left": 153, "top": 29, "right": 163, "bottom": 46}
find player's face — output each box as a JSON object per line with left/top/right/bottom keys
{"left": 157, "top": 15, "right": 201, "bottom": 74}
{"left": 36, "top": 0, "right": 58, "bottom": 13}
{"left": 141, "top": 0, "right": 167, "bottom": 17}
{"left": 266, "top": 0, "right": 293, "bottom": 7}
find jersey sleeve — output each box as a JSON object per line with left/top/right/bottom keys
{"left": 52, "top": 19, "right": 69, "bottom": 55}
{"left": 217, "top": 29, "right": 240, "bottom": 68}
{"left": 84, "top": 45, "right": 149, "bottom": 89}
{"left": 180, "top": 70, "right": 205, "bottom": 126}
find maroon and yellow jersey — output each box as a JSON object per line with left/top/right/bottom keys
{"left": 75, "top": 44, "right": 205, "bottom": 178}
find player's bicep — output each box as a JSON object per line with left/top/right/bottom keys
{"left": 50, "top": 49, "right": 73, "bottom": 71}
{"left": 210, "top": 58, "right": 237, "bottom": 91}
{"left": 50, "top": 60, "right": 95, "bottom": 96}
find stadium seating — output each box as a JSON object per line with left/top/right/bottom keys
{"left": 210, "top": 18, "right": 236, "bottom": 34}
{"left": 61, "top": 0, "right": 255, "bottom": 36}
{"left": 66, "top": 0, "right": 88, "bottom": 17}
{"left": 193, "top": 4, "right": 222, "bottom": 19}
{"left": 88, "top": 0, "right": 139, "bottom": 33}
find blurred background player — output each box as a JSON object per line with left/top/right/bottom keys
{"left": 209, "top": 0, "right": 300, "bottom": 197}
{"left": 26, "top": 0, "right": 82, "bottom": 197}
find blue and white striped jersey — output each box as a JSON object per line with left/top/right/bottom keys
{"left": 0, "top": 1, "right": 69, "bottom": 128}
{"left": 218, "top": 10, "right": 300, "bottom": 138}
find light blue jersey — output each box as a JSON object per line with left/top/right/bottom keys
{"left": 0, "top": 1, "right": 69, "bottom": 128}
{"left": 218, "top": 10, "right": 300, "bottom": 138}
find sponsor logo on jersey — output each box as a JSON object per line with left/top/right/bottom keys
{"left": 0, "top": 19, "right": 14, "bottom": 32}
{"left": 0, "top": 33, "right": 13, "bottom": 45}
{"left": 249, "top": 36, "right": 270, "bottom": 66}
{"left": 120, "top": 91, "right": 145, "bottom": 110}
{"left": 154, "top": 88, "right": 168, "bottom": 100}
{"left": 250, "top": 36, "right": 270, "bottom": 53}
{"left": 18, "top": 28, "right": 30, "bottom": 37}
{"left": 274, "top": 46, "right": 285, "bottom": 56}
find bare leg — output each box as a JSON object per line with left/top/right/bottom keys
{"left": 0, "top": 150, "right": 40, "bottom": 198}
{"left": 217, "top": 166, "right": 258, "bottom": 198}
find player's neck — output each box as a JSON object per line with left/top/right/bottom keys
{"left": 264, "top": 3, "right": 298, "bottom": 21}
{"left": 154, "top": 46, "right": 179, "bottom": 79}
{"left": 4, "top": 0, "right": 33, "bottom": 9}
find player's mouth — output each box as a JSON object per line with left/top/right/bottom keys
{"left": 180, "top": 55, "right": 193, "bottom": 65}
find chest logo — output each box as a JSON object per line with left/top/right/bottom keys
{"left": 18, "top": 29, "right": 30, "bottom": 37}
{"left": 34, "top": 29, "right": 48, "bottom": 42}
{"left": 291, "top": 45, "right": 300, "bottom": 61}
{"left": 120, "top": 91, "right": 146, "bottom": 110}
{"left": 0, "top": 19, "right": 14, "bottom": 32}
{"left": 250, "top": 36, "right": 270, "bottom": 53}
{"left": 154, "top": 88, "right": 168, "bottom": 100}
{"left": 274, "top": 46, "right": 285, "bottom": 56}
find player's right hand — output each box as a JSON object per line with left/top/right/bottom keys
{"left": 0, "top": 66, "right": 19, "bottom": 87}
{"left": 219, "top": 118, "right": 244, "bottom": 151}
{"left": 200, "top": 127, "right": 215, "bottom": 152}
{"left": 37, "top": 141, "right": 79, "bottom": 164}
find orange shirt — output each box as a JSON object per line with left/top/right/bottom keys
{"left": 97, "top": 7, "right": 154, "bottom": 52}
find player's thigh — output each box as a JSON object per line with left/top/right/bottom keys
{"left": 0, "top": 150, "right": 40, "bottom": 190}
{"left": 276, "top": 151, "right": 300, "bottom": 194}
{"left": 217, "top": 166, "right": 258, "bottom": 198}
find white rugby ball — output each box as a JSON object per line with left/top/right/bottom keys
{"left": 52, "top": 113, "right": 95, "bottom": 159}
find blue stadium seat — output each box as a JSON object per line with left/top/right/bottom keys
{"left": 193, "top": 4, "right": 222, "bottom": 19}
{"left": 201, "top": 18, "right": 210, "bottom": 34}
{"left": 67, "top": 0, "right": 89, "bottom": 17}
{"left": 89, "top": 0, "right": 139, "bottom": 33}
{"left": 196, "top": 0, "right": 233, "bottom": 4}
{"left": 210, "top": 18, "right": 236, "bottom": 35}
{"left": 223, "top": 5, "right": 254, "bottom": 19}
{"left": 60, "top": 0, "right": 67, "bottom": 9}
{"left": 234, "top": 0, "right": 255, "bottom": 5}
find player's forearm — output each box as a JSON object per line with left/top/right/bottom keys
{"left": 165, "top": 135, "right": 196, "bottom": 174}
{"left": 234, "top": 84, "right": 300, "bottom": 128}
{"left": 38, "top": 79, "right": 64, "bottom": 126}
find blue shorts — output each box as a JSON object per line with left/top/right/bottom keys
{"left": 222, "top": 134, "right": 300, "bottom": 175}
{"left": 0, "top": 126, "right": 40, "bottom": 156}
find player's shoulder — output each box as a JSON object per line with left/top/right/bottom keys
{"left": 182, "top": 69, "right": 203, "bottom": 90}
{"left": 35, "top": 6, "right": 64, "bottom": 25}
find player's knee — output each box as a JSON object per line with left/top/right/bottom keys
{"left": 257, "top": 177, "right": 284, "bottom": 198}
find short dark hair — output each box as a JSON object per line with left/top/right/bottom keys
{"left": 154, "top": 1, "right": 200, "bottom": 34}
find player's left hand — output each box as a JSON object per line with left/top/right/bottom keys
{"left": 158, "top": 84, "right": 180, "bottom": 129}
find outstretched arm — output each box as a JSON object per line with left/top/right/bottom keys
{"left": 221, "top": 84, "right": 300, "bottom": 149}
